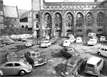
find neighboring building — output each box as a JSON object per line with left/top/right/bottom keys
{"left": 19, "top": 9, "right": 32, "bottom": 28}
{"left": 32, "top": 0, "right": 107, "bottom": 39}
{"left": 3, "top": 5, "right": 19, "bottom": 28}
{"left": 18, "top": 9, "right": 33, "bottom": 34}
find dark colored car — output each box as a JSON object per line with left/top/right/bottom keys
{"left": 66, "top": 56, "right": 84, "bottom": 75}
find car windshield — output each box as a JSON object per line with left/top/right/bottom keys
{"left": 101, "top": 48, "right": 107, "bottom": 51}
{"left": 87, "top": 63, "right": 94, "bottom": 67}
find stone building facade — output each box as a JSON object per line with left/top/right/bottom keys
{"left": 33, "top": 0, "right": 107, "bottom": 39}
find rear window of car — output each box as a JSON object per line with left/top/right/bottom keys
{"left": 14, "top": 63, "right": 21, "bottom": 66}
{"left": 87, "top": 64, "right": 94, "bottom": 67}
{"left": 97, "top": 60, "right": 102, "bottom": 66}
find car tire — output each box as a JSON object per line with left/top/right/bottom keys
{"left": 97, "top": 52, "right": 101, "bottom": 56}
{"left": 19, "top": 70, "right": 26, "bottom": 76}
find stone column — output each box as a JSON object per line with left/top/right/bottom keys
{"left": 40, "top": 11, "right": 44, "bottom": 39}
{"left": 94, "top": 13, "right": 98, "bottom": 33}
{"left": 52, "top": 13, "right": 55, "bottom": 38}
{"left": 61, "top": 12, "right": 66, "bottom": 37}
{"left": 73, "top": 12, "right": 77, "bottom": 37}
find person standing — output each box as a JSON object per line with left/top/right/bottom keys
{"left": 24, "top": 52, "right": 34, "bottom": 67}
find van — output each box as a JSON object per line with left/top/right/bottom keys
{"left": 84, "top": 56, "right": 104, "bottom": 76}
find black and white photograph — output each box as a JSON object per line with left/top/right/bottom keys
{"left": 0, "top": 0, "right": 107, "bottom": 77}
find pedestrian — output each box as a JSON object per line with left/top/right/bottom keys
{"left": 24, "top": 52, "right": 34, "bottom": 67}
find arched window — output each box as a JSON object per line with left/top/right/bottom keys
{"left": 76, "top": 12, "right": 84, "bottom": 27}
{"left": 44, "top": 13, "right": 52, "bottom": 29}
{"left": 66, "top": 12, "right": 74, "bottom": 27}
{"left": 44, "top": 13, "right": 52, "bottom": 39}
{"left": 54, "top": 13, "right": 62, "bottom": 37}
{"left": 86, "top": 12, "right": 94, "bottom": 26}
{"left": 97, "top": 12, "right": 104, "bottom": 26}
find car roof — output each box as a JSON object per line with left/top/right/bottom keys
{"left": 4, "top": 61, "right": 24, "bottom": 64}
{"left": 87, "top": 56, "right": 102, "bottom": 65}
{"left": 68, "top": 56, "right": 82, "bottom": 65}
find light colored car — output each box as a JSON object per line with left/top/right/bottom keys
{"left": 63, "top": 40, "right": 71, "bottom": 47}
{"left": 40, "top": 40, "right": 51, "bottom": 48}
{"left": 97, "top": 45, "right": 107, "bottom": 57}
{"left": 25, "top": 40, "right": 34, "bottom": 47}
{"left": 84, "top": 56, "right": 104, "bottom": 76}
{"left": 100, "top": 36, "right": 106, "bottom": 42}
{"left": 87, "top": 38, "right": 97, "bottom": 46}
{"left": 76, "top": 37, "right": 83, "bottom": 43}
{"left": 68, "top": 34, "right": 75, "bottom": 43}
{"left": 0, "top": 61, "right": 32, "bottom": 76}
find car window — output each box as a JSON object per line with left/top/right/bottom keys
{"left": 105, "top": 49, "right": 107, "bottom": 51}
{"left": 101, "top": 48, "right": 105, "bottom": 51}
{"left": 14, "top": 63, "right": 21, "bottom": 66}
{"left": 5, "top": 63, "right": 13, "bottom": 67}
{"left": 31, "top": 53, "right": 35, "bottom": 56}
{"left": 97, "top": 60, "right": 102, "bottom": 66}
{"left": 87, "top": 64, "right": 94, "bottom": 68}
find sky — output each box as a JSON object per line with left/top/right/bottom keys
{"left": 3, "top": 0, "right": 31, "bottom": 10}
{"left": 3, "top": 0, "right": 97, "bottom": 10}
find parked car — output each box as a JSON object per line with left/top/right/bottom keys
{"left": 66, "top": 56, "right": 84, "bottom": 75}
{"left": 62, "top": 40, "right": 71, "bottom": 47}
{"left": 84, "top": 56, "right": 104, "bottom": 76}
{"left": 66, "top": 47, "right": 79, "bottom": 56}
{"left": 0, "top": 61, "right": 32, "bottom": 76}
{"left": 68, "top": 34, "right": 75, "bottom": 43}
{"left": 40, "top": 40, "right": 51, "bottom": 48}
{"left": 25, "top": 40, "right": 34, "bottom": 47}
{"left": 87, "top": 38, "right": 97, "bottom": 46}
{"left": 0, "top": 37, "right": 15, "bottom": 45}
{"left": 97, "top": 45, "right": 107, "bottom": 57}
{"left": 100, "top": 36, "right": 106, "bottom": 42}
{"left": 27, "top": 50, "right": 47, "bottom": 66}
{"left": 76, "top": 37, "right": 83, "bottom": 43}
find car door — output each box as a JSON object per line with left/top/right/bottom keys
{"left": 13, "top": 63, "right": 21, "bottom": 75}
{"left": 2, "top": 63, "right": 14, "bottom": 75}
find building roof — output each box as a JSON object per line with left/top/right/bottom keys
{"left": 3, "top": 5, "right": 19, "bottom": 18}
{"left": 87, "top": 56, "right": 102, "bottom": 65}
{"left": 45, "top": 0, "right": 95, "bottom": 2}
{"left": 18, "top": 9, "right": 29, "bottom": 18}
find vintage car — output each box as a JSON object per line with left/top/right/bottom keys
{"left": 0, "top": 61, "right": 32, "bottom": 76}
{"left": 40, "top": 40, "right": 51, "bottom": 48}
{"left": 84, "top": 56, "right": 104, "bottom": 76}
{"left": 26, "top": 50, "right": 47, "bottom": 66}
{"left": 66, "top": 56, "right": 84, "bottom": 75}
{"left": 97, "top": 45, "right": 107, "bottom": 57}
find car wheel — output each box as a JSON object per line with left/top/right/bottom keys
{"left": 97, "top": 52, "right": 101, "bottom": 55}
{"left": 19, "top": 70, "right": 26, "bottom": 76}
